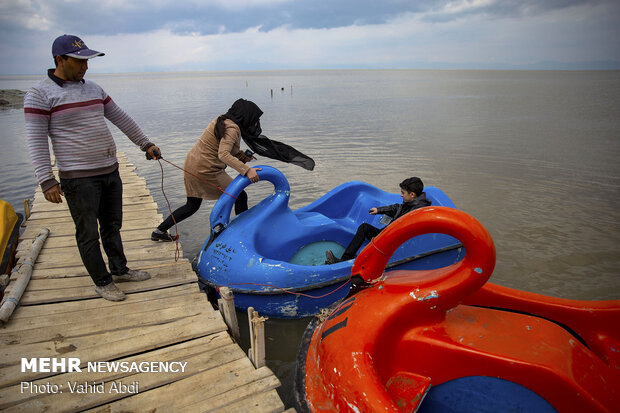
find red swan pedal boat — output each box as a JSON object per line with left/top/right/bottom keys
{"left": 295, "top": 206, "right": 620, "bottom": 412}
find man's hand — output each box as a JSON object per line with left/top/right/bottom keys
{"left": 44, "top": 184, "right": 64, "bottom": 204}
{"left": 369, "top": 207, "right": 378, "bottom": 215}
{"left": 146, "top": 146, "right": 162, "bottom": 160}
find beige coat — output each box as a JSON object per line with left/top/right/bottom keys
{"left": 184, "top": 118, "right": 251, "bottom": 199}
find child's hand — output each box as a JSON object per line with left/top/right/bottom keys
{"left": 369, "top": 207, "right": 378, "bottom": 215}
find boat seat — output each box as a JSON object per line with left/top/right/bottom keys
{"left": 341, "top": 194, "right": 391, "bottom": 228}
{"left": 296, "top": 212, "right": 337, "bottom": 227}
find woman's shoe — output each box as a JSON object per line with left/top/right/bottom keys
{"left": 151, "top": 230, "right": 176, "bottom": 242}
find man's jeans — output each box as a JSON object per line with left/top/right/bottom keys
{"left": 60, "top": 169, "right": 129, "bottom": 286}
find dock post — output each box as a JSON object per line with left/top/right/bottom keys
{"left": 23, "top": 199, "right": 30, "bottom": 221}
{"left": 248, "top": 307, "right": 267, "bottom": 368}
{"left": 217, "top": 286, "right": 240, "bottom": 342}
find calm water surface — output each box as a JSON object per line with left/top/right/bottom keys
{"left": 1, "top": 70, "right": 619, "bottom": 407}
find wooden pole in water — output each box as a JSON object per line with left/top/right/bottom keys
{"left": 217, "top": 286, "right": 240, "bottom": 342}
{"left": 247, "top": 306, "right": 267, "bottom": 368}
{"left": 0, "top": 227, "right": 49, "bottom": 324}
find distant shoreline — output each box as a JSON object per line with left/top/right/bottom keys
{"left": 0, "top": 89, "right": 25, "bottom": 109}
{"left": 1, "top": 65, "right": 620, "bottom": 78}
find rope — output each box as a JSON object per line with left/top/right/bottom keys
{"left": 159, "top": 158, "right": 237, "bottom": 200}
{"left": 157, "top": 160, "right": 181, "bottom": 261}
{"left": 154, "top": 156, "right": 350, "bottom": 302}
{"left": 216, "top": 277, "right": 352, "bottom": 300}
{"left": 153, "top": 156, "right": 238, "bottom": 262}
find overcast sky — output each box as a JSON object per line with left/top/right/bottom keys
{"left": 1, "top": 0, "right": 619, "bottom": 74}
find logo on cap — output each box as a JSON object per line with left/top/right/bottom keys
{"left": 72, "top": 40, "right": 85, "bottom": 49}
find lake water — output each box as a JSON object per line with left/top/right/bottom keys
{"left": 1, "top": 69, "right": 619, "bottom": 407}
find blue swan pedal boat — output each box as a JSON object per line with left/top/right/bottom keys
{"left": 196, "top": 166, "right": 464, "bottom": 318}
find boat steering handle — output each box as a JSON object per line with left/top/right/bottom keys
{"left": 209, "top": 165, "right": 290, "bottom": 229}
{"left": 351, "top": 206, "right": 496, "bottom": 309}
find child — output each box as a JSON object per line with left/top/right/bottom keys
{"left": 325, "top": 177, "right": 431, "bottom": 264}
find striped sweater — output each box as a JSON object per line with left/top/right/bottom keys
{"left": 24, "top": 71, "right": 153, "bottom": 191}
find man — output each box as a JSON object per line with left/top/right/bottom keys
{"left": 24, "top": 34, "right": 162, "bottom": 301}
{"left": 325, "top": 177, "right": 431, "bottom": 264}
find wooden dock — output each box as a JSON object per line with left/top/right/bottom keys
{"left": 0, "top": 154, "right": 289, "bottom": 412}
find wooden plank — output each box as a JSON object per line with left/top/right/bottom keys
{"left": 9, "top": 257, "right": 193, "bottom": 285}
{"left": 83, "top": 359, "right": 277, "bottom": 412}
{"left": 22, "top": 208, "right": 161, "bottom": 225}
{"left": 0, "top": 288, "right": 207, "bottom": 335}
{"left": 1, "top": 151, "right": 285, "bottom": 412}
{"left": 5, "top": 284, "right": 200, "bottom": 321}
{"left": 193, "top": 376, "right": 282, "bottom": 412}
{"left": 21, "top": 247, "right": 179, "bottom": 268}
{"left": 27, "top": 198, "right": 156, "bottom": 212}
{"left": 4, "top": 257, "right": 195, "bottom": 303}
{"left": 7, "top": 268, "right": 197, "bottom": 305}
{"left": 25, "top": 249, "right": 180, "bottom": 268}
{"left": 20, "top": 240, "right": 179, "bottom": 262}
{"left": 248, "top": 307, "right": 267, "bottom": 368}
{"left": 32, "top": 187, "right": 152, "bottom": 202}
{"left": 26, "top": 198, "right": 157, "bottom": 215}
{"left": 28, "top": 196, "right": 155, "bottom": 211}
{"left": 218, "top": 287, "right": 241, "bottom": 342}
{"left": 30, "top": 194, "right": 155, "bottom": 209}
{"left": 0, "top": 311, "right": 228, "bottom": 387}
{"left": 0, "top": 308, "right": 224, "bottom": 364}
{"left": 30, "top": 176, "right": 148, "bottom": 192}
{"left": 21, "top": 258, "right": 186, "bottom": 280}
{"left": 16, "top": 244, "right": 180, "bottom": 269}
{"left": 0, "top": 333, "right": 239, "bottom": 412}
{"left": 29, "top": 260, "right": 187, "bottom": 280}
{"left": 0, "top": 300, "right": 209, "bottom": 346}
{"left": 173, "top": 366, "right": 282, "bottom": 412}
{"left": 19, "top": 217, "right": 161, "bottom": 239}
{"left": 17, "top": 228, "right": 167, "bottom": 251}
{"left": 11, "top": 257, "right": 190, "bottom": 284}
{"left": 29, "top": 180, "right": 149, "bottom": 199}
{"left": 30, "top": 181, "right": 151, "bottom": 197}
{"left": 207, "top": 389, "right": 286, "bottom": 413}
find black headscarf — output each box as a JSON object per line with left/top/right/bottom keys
{"left": 225, "top": 99, "right": 263, "bottom": 139}
{"left": 225, "top": 98, "right": 315, "bottom": 171}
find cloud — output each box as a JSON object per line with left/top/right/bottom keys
{"left": 1, "top": 0, "right": 434, "bottom": 35}
{"left": 0, "top": 0, "right": 618, "bottom": 74}
{"left": 423, "top": 0, "right": 609, "bottom": 21}
{"left": 83, "top": 2, "right": 618, "bottom": 72}
{"left": 0, "top": 0, "right": 51, "bottom": 31}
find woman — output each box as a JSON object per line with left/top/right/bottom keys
{"left": 152, "top": 99, "right": 262, "bottom": 241}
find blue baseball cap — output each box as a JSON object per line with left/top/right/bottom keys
{"left": 52, "top": 35, "right": 105, "bottom": 59}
